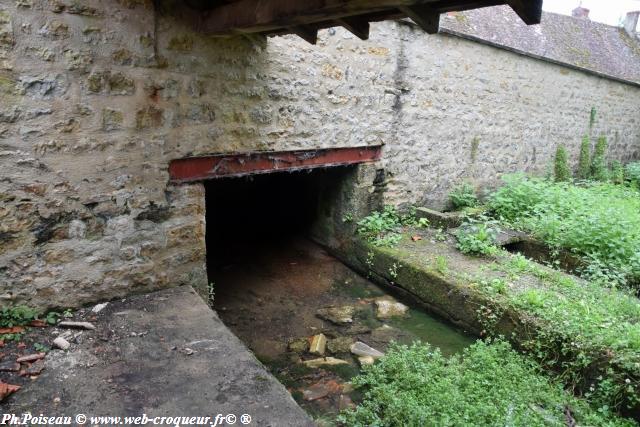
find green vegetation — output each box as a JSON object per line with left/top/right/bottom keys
{"left": 489, "top": 174, "right": 640, "bottom": 288}
{"left": 0, "top": 306, "right": 61, "bottom": 329}
{"left": 339, "top": 340, "right": 631, "bottom": 426}
{"left": 578, "top": 135, "right": 591, "bottom": 179}
{"left": 356, "top": 206, "right": 428, "bottom": 247}
{"left": 455, "top": 217, "right": 500, "bottom": 256}
{"left": 554, "top": 144, "right": 571, "bottom": 182}
{"left": 591, "top": 136, "right": 609, "bottom": 181}
{"left": 434, "top": 255, "right": 448, "bottom": 275}
{"left": 448, "top": 182, "right": 478, "bottom": 209}
{"left": 483, "top": 254, "right": 640, "bottom": 413}
{"left": 625, "top": 162, "right": 640, "bottom": 186}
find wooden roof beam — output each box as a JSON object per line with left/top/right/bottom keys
{"left": 399, "top": 4, "right": 439, "bottom": 33}
{"left": 335, "top": 16, "right": 371, "bottom": 40}
{"left": 194, "top": 0, "right": 543, "bottom": 37}
{"left": 288, "top": 25, "right": 319, "bottom": 44}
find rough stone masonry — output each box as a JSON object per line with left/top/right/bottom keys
{"left": 0, "top": 0, "right": 638, "bottom": 309}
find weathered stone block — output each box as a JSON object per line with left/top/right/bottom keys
{"left": 184, "top": 103, "right": 215, "bottom": 124}
{"left": 102, "top": 108, "right": 124, "bottom": 131}
{"left": 63, "top": 48, "right": 93, "bottom": 72}
{"left": 112, "top": 48, "right": 134, "bottom": 66}
{"left": 135, "top": 105, "right": 163, "bottom": 129}
{"left": 17, "top": 74, "right": 68, "bottom": 99}
{"left": 38, "top": 20, "right": 70, "bottom": 39}
{"left": 0, "top": 11, "right": 14, "bottom": 47}
{"left": 107, "top": 72, "right": 135, "bottom": 95}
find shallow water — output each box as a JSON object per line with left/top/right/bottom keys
{"left": 213, "top": 237, "right": 473, "bottom": 420}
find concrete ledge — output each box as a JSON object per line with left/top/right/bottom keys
{"left": 415, "top": 207, "right": 463, "bottom": 229}
{"left": 5, "top": 286, "right": 313, "bottom": 426}
{"left": 330, "top": 232, "right": 640, "bottom": 419}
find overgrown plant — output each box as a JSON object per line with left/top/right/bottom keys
{"left": 356, "top": 205, "right": 428, "bottom": 247}
{"left": 448, "top": 182, "right": 478, "bottom": 209}
{"left": 611, "top": 160, "right": 625, "bottom": 185}
{"left": 577, "top": 135, "right": 591, "bottom": 180}
{"left": 554, "top": 144, "right": 571, "bottom": 182}
{"left": 489, "top": 174, "right": 640, "bottom": 288}
{"left": 625, "top": 162, "right": 640, "bottom": 187}
{"left": 0, "top": 306, "right": 60, "bottom": 329}
{"left": 591, "top": 136, "right": 609, "bottom": 181}
{"left": 486, "top": 254, "right": 640, "bottom": 415}
{"left": 339, "top": 340, "right": 631, "bottom": 426}
{"left": 455, "top": 217, "right": 500, "bottom": 256}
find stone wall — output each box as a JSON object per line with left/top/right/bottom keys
{"left": 0, "top": 0, "right": 638, "bottom": 309}
{"left": 385, "top": 22, "right": 640, "bottom": 208}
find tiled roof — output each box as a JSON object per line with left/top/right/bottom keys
{"left": 438, "top": 6, "right": 640, "bottom": 85}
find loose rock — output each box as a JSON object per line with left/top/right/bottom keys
{"left": 358, "top": 355, "right": 375, "bottom": 366}
{"left": 53, "top": 336, "right": 70, "bottom": 350}
{"left": 16, "top": 353, "right": 46, "bottom": 363}
{"left": 374, "top": 297, "right": 409, "bottom": 319}
{"left": 327, "top": 336, "right": 353, "bottom": 354}
{"left": 91, "top": 302, "right": 108, "bottom": 313}
{"left": 0, "top": 361, "right": 20, "bottom": 372}
{"left": 58, "top": 321, "right": 96, "bottom": 330}
{"left": 24, "top": 359, "right": 45, "bottom": 375}
{"left": 287, "top": 338, "right": 309, "bottom": 353}
{"left": 350, "top": 341, "right": 384, "bottom": 359}
{"left": 309, "top": 334, "right": 326, "bottom": 355}
{"left": 302, "top": 379, "right": 343, "bottom": 401}
{"left": 371, "top": 324, "right": 407, "bottom": 343}
{"left": 316, "top": 306, "right": 355, "bottom": 325}
{"left": 303, "top": 357, "right": 349, "bottom": 369}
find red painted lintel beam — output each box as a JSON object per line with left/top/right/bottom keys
{"left": 169, "top": 145, "right": 382, "bottom": 183}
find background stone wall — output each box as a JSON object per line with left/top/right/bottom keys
{"left": 385, "top": 22, "right": 640, "bottom": 208}
{"left": 0, "top": 0, "right": 638, "bottom": 309}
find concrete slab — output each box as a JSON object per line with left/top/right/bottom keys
{"left": 5, "top": 286, "right": 313, "bottom": 426}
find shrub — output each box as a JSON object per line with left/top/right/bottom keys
{"left": 448, "top": 182, "right": 478, "bottom": 209}
{"left": 591, "top": 136, "right": 609, "bottom": 181}
{"left": 554, "top": 144, "right": 571, "bottom": 182}
{"left": 339, "top": 340, "right": 630, "bottom": 426}
{"left": 577, "top": 135, "right": 591, "bottom": 179}
{"left": 625, "top": 162, "right": 640, "bottom": 186}
{"left": 610, "top": 160, "right": 624, "bottom": 185}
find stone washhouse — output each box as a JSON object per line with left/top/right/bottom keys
{"left": 0, "top": 0, "right": 639, "bottom": 312}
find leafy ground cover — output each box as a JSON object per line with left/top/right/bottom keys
{"left": 339, "top": 340, "right": 631, "bottom": 426}
{"left": 354, "top": 209, "right": 640, "bottom": 420}
{"left": 356, "top": 205, "right": 428, "bottom": 247}
{"left": 481, "top": 254, "right": 640, "bottom": 415}
{"left": 488, "top": 174, "right": 640, "bottom": 288}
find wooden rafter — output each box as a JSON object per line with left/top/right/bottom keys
{"left": 191, "top": 0, "right": 543, "bottom": 43}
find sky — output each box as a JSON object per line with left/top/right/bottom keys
{"left": 542, "top": 0, "right": 640, "bottom": 26}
